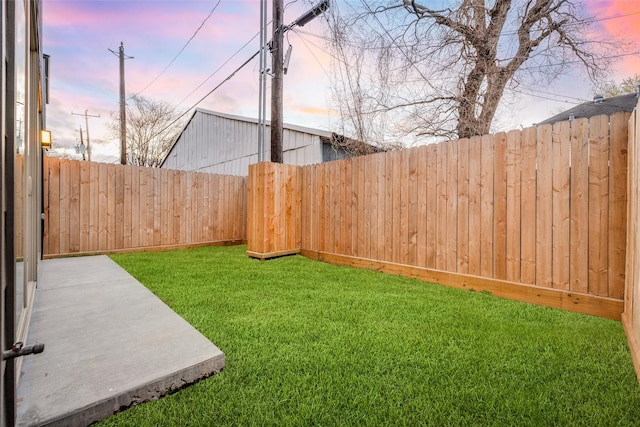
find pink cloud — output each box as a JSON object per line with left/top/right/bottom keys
{"left": 295, "top": 105, "right": 332, "bottom": 116}
{"left": 585, "top": 0, "right": 640, "bottom": 78}
{"left": 43, "top": 0, "right": 337, "bottom": 149}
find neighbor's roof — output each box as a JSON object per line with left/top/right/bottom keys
{"left": 319, "top": 133, "right": 383, "bottom": 156}
{"left": 537, "top": 92, "right": 639, "bottom": 125}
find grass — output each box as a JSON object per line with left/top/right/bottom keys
{"left": 101, "top": 245, "right": 640, "bottom": 426}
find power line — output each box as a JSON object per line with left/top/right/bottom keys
{"left": 521, "top": 87, "right": 590, "bottom": 103}
{"left": 362, "top": 3, "right": 640, "bottom": 37}
{"left": 511, "top": 88, "right": 584, "bottom": 105}
{"left": 312, "top": 5, "right": 640, "bottom": 56}
{"left": 317, "top": 15, "right": 640, "bottom": 81}
{"left": 295, "top": 23, "right": 640, "bottom": 109}
{"left": 153, "top": 49, "right": 261, "bottom": 142}
{"left": 291, "top": 29, "right": 331, "bottom": 77}
{"left": 294, "top": 25, "right": 634, "bottom": 119}
{"left": 132, "top": 0, "right": 222, "bottom": 98}
{"left": 176, "top": 30, "right": 261, "bottom": 107}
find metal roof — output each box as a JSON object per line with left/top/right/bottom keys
{"left": 193, "top": 108, "right": 333, "bottom": 138}
{"left": 160, "top": 109, "right": 380, "bottom": 168}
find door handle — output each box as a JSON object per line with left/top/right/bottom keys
{"left": 2, "top": 342, "right": 45, "bottom": 360}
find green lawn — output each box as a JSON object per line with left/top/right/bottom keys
{"left": 102, "top": 245, "right": 640, "bottom": 426}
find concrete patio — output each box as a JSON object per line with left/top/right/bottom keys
{"left": 16, "top": 255, "right": 225, "bottom": 426}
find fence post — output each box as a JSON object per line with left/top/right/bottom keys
{"left": 247, "top": 162, "right": 302, "bottom": 260}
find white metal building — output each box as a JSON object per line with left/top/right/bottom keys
{"left": 160, "top": 109, "right": 368, "bottom": 176}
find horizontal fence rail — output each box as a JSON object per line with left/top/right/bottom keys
{"left": 41, "top": 157, "right": 247, "bottom": 256}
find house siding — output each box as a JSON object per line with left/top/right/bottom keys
{"left": 162, "top": 110, "right": 327, "bottom": 176}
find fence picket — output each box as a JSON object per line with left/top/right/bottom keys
{"left": 468, "top": 136, "right": 482, "bottom": 276}
{"left": 588, "top": 115, "right": 610, "bottom": 296}
{"left": 456, "top": 139, "right": 469, "bottom": 273}
{"left": 436, "top": 143, "right": 447, "bottom": 270}
{"left": 388, "top": 151, "right": 398, "bottom": 262}
{"left": 115, "top": 165, "right": 125, "bottom": 249}
{"left": 58, "top": 160, "right": 70, "bottom": 254}
{"left": 69, "top": 160, "right": 81, "bottom": 253}
{"left": 570, "top": 118, "right": 589, "bottom": 293}
{"left": 417, "top": 146, "right": 428, "bottom": 268}
{"left": 505, "top": 130, "right": 521, "bottom": 282}
{"left": 107, "top": 164, "right": 116, "bottom": 250}
{"left": 384, "top": 152, "right": 394, "bottom": 262}
{"left": 446, "top": 140, "right": 458, "bottom": 272}
{"left": 376, "top": 154, "right": 386, "bottom": 260}
{"left": 552, "top": 121, "right": 571, "bottom": 289}
{"left": 609, "top": 112, "right": 629, "bottom": 299}
{"left": 521, "top": 127, "right": 537, "bottom": 284}
{"left": 480, "top": 135, "right": 494, "bottom": 278}
{"left": 536, "top": 125, "right": 553, "bottom": 288}
{"left": 493, "top": 132, "right": 507, "bottom": 280}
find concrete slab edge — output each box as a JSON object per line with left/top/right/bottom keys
{"left": 36, "top": 352, "right": 225, "bottom": 427}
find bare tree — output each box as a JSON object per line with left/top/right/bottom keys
{"left": 109, "top": 95, "right": 185, "bottom": 167}
{"left": 327, "top": 0, "right": 619, "bottom": 142}
{"left": 594, "top": 74, "right": 640, "bottom": 98}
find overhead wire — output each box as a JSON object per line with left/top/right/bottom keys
{"left": 297, "top": 13, "right": 640, "bottom": 100}
{"left": 149, "top": 49, "right": 261, "bottom": 142}
{"left": 293, "top": 21, "right": 640, "bottom": 106}
{"left": 176, "top": 29, "right": 262, "bottom": 106}
{"left": 132, "top": 0, "right": 222, "bottom": 98}
{"left": 295, "top": 8, "right": 640, "bottom": 48}
{"left": 145, "top": 1, "right": 639, "bottom": 144}
{"left": 296, "top": 11, "right": 638, "bottom": 127}
{"left": 290, "top": 29, "right": 330, "bottom": 80}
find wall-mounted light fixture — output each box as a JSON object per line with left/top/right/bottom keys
{"left": 40, "top": 129, "right": 52, "bottom": 149}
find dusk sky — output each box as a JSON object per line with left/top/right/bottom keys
{"left": 43, "top": 0, "right": 640, "bottom": 163}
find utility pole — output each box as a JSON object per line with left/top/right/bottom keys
{"left": 78, "top": 127, "right": 86, "bottom": 161}
{"left": 269, "top": 0, "right": 330, "bottom": 163}
{"left": 71, "top": 110, "right": 100, "bottom": 161}
{"left": 270, "top": 0, "right": 284, "bottom": 163}
{"left": 258, "top": 0, "right": 268, "bottom": 162}
{"left": 109, "top": 42, "right": 133, "bottom": 165}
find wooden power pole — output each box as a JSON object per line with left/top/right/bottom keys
{"left": 109, "top": 42, "right": 133, "bottom": 165}
{"left": 118, "top": 42, "right": 127, "bottom": 165}
{"left": 269, "top": 0, "right": 329, "bottom": 164}
{"left": 270, "top": 0, "right": 284, "bottom": 163}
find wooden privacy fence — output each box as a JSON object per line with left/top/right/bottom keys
{"left": 42, "top": 157, "right": 247, "bottom": 256}
{"left": 624, "top": 100, "right": 640, "bottom": 380}
{"left": 248, "top": 112, "right": 630, "bottom": 319}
